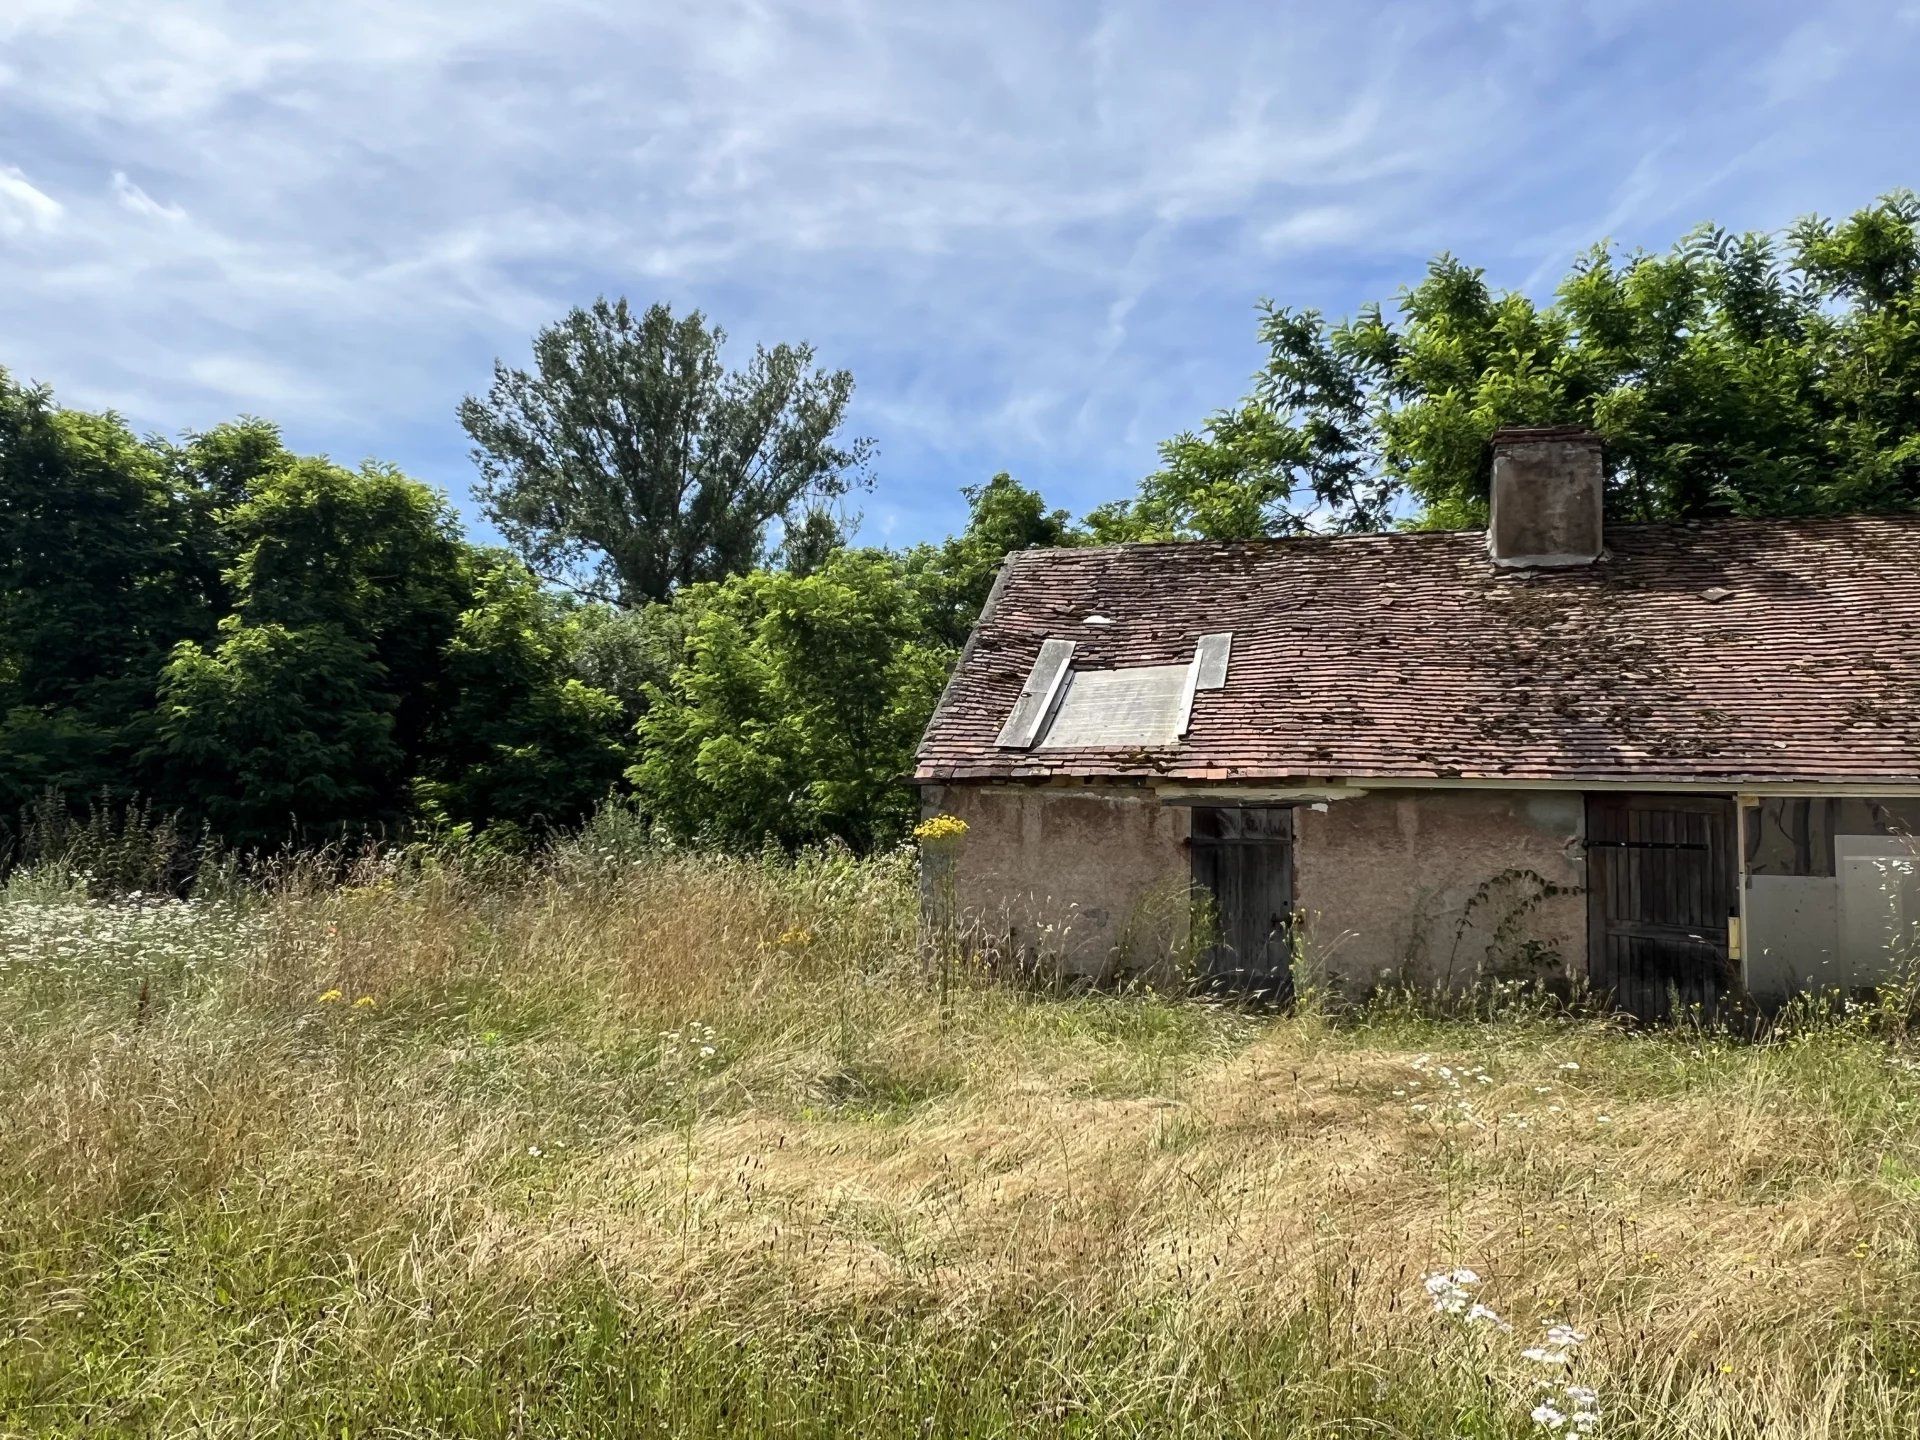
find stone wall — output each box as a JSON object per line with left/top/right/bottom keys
{"left": 921, "top": 783, "right": 1590, "bottom": 991}
{"left": 918, "top": 783, "right": 1191, "bottom": 982}
{"left": 1294, "top": 789, "right": 1588, "bottom": 989}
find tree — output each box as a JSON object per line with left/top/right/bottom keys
{"left": 1094, "top": 191, "right": 1920, "bottom": 538}
{"left": 631, "top": 551, "right": 951, "bottom": 851}
{"left": 775, "top": 505, "right": 850, "bottom": 577}
{"left": 152, "top": 454, "right": 474, "bottom": 847}
{"left": 411, "top": 556, "right": 628, "bottom": 842}
{"left": 460, "top": 298, "right": 871, "bottom": 607}
{"left": 905, "top": 473, "right": 1082, "bottom": 646}
{"left": 154, "top": 620, "right": 403, "bottom": 850}
{"left": 2, "top": 374, "right": 642, "bottom": 854}
{"left": 0, "top": 372, "right": 211, "bottom": 811}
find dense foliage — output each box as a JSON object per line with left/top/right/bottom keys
{"left": 1092, "top": 191, "right": 1920, "bottom": 538}
{"left": 0, "top": 376, "right": 629, "bottom": 853}
{"left": 0, "top": 367, "right": 1060, "bottom": 859}
{"left": 631, "top": 551, "right": 954, "bottom": 851}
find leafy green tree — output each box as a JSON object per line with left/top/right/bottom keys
{"left": 157, "top": 418, "right": 303, "bottom": 615}
{"left": 905, "top": 473, "right": 1082, "bottom": 646}
{"left": 218, "top": 454, "right": 471, "bottom": 761}
{"left": 154, "top": 620, "right": 403, "bottom": 850}
{"left": 152, "top": 455, "right": 473, "bottom": 847}
{"left": 412, "top": 557, "right": 628, "bottom": 842}
{"left": 460, "top": 298, "right": 871, "bottom": 606}
{"left": 775, "top": 505, "right": 850, "bottom": 577}
{"left": 4, "top": 375, "right": 642, "bottom": 853}
{"left": 570, "top": 600, "right": 709, "bottom": 725}
{"left": 0, "top": 372, "right": 210, "bottom": 811}
{"left": 631, "top": 551, "right": 951, "bottom": 851}
{"left": 1095, "top": 191, "right": 1920, "bottom": 537}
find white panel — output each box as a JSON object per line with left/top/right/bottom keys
{"left": 1744, "top": 876, "right": 1840, "bottom": 996}
{"left": 1036, "top": 664, "right": 1189, "bottom": 749}
{"left": 996, "top": 639, "right": 1075, "bottom": 749}
{"left": 1838, "top": 838, "right": 1920, "bottom": 986}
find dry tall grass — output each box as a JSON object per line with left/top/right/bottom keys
{"left": 2, "top": 838, "right": 1919, "bottom": 1437}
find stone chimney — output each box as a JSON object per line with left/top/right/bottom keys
{"left": 1486, "top": 426, "right": 1605, "bottom": 568}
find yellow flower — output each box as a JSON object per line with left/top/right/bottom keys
{"left": 354, "top": 995, "right": 376, "bottom": 1009}
{"left": 777, "top": 927, "right": 814, "bottom": 948}
{"left": 913, "top": 814, "right": 969, "bottom": 844}
{"left": 317, "top": 989, "right": 344, "bottom": 1004}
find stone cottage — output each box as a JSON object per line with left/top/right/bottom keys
{"left": 912, "top": 428, "right": 1920, "bottom": 1015}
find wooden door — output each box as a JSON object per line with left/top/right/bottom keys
{"left": 1586, "top": 795, "right": 1737, "bottom": 1019}
{"left": 1190, "top": 806, "right": 1294, "bottom": 1001}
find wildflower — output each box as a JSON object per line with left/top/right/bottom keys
{"left": 1465, "top": 1301, "right": 1511, "bottom": 1331}
{"left": 1422, "top": 1268, "right": 1482, "bottom": 1316}
{"left": 1531, "top": 1401, "right": 1567, "bottom": 1429}
{"left": 1524, "top": 1321, "right": 1589, "bottom": 1367}
{"left": 1558, "top": 1061, "right": 1580, "bottom": 1071}
{"left": 1596, "top": 1115, "right": 1613, "bottom": 1124}
{"left": 317, "top": 989, "right": 343, "bottom": 1004}
{"left": 353, "top": 995, "right": 375, "bottom": 1009}
{"left": 527, "top": 1145, "right": 543, "bottom": 1158}
{"left": 912, "top": 814, "right": 969, "bottom": 843}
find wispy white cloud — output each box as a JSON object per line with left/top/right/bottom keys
{"left": 111, "top": 171, "right": 186, "bottom": 222}
{"left": 185, "top": 353, "right": 333, "bottom": 411}
{"left": 1263, "top": 205, "right": 1373, "bottom": 255}
{"left": 0, "top": 164, "right": 62, "bottom": 235}
{"left": 1760, "top": 20, "right": 1851, "bottom": 104}
{"left": 0, "top": 0, "right": 1917, "bottom": 543}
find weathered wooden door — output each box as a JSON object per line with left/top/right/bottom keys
{"left": 1585, "top": 795, "right": 1737, "bottom": 1018}
{"left": 1190, "top": 806, "right": 1294, "bottom": 1000}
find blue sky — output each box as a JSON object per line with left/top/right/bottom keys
{"left": 3, "top": 1, "right": 1919, "bottom": 549}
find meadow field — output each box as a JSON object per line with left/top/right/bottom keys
{"left": 3, "top": 827, "right": 1920, "bottom": 1438}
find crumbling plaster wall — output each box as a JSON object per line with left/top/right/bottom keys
{"left": 1294, "top": 789, "right": 1588, "bottom": 988}
{"left": 922, "top": 782, "right": 1589, "bottom": 990}
{"left": 918, "top": 783, "right": 1191, "bottom": 981}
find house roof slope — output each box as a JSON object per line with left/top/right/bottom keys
{"left": 913, "top": 514, "right": 1920, "bottom": 786}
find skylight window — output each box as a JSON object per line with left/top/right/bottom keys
{"left": 1036, "top": 664, "right": 1189, "bottom": 748}
{"left": 996, "top": 632, "right": 1232, "bottom": 751}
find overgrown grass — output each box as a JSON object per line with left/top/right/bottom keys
{"left": 3, "top": 840, "right": 1920, "bottom": 1437}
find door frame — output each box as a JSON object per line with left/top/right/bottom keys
{"left": 1187, "top": 804, "right": 1296, "bottom": 1000}
{"left": 1584, "top": 792, "right": 1739, "bottom": 1018}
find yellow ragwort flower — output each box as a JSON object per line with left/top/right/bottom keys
{"left": 912, "top": 814, "right": 969, "bottom": 843}
{"left": 354, "top": 995, "right": 376, "bottom": 1009}
{"left": 317, "top": 989, "right": 344, "bottom": 1004}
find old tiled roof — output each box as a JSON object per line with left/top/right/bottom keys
{"left": 913, "top": 515, "right": 1920, "bottom": 786}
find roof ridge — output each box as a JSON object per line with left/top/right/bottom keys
{"left": 1019, "top": 510, "right": 1920, "bottom": 562}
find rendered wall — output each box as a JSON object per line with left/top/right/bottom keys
{"left": 1293, "top": 789, "right": 1588, "bottom": 988}
{"left": 1744, "top": 797, "right": 1920, "bottom": 996}
{"left": 918, "top": 784, "right": 1192, "bottom": 982}
{"left": 921, "top": 783, "right": 1589, "bottom": 990}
